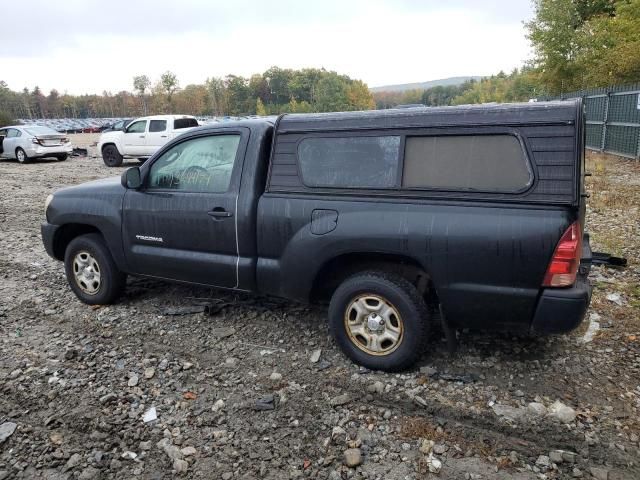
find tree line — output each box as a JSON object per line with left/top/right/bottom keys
{"left": 0, "top": 67, "right": 374, "bottom": 123}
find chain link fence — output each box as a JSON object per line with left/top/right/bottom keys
{"left": 543, "top": 83, "right": 640, "bottom": 159}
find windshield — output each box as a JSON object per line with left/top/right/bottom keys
{"left": 25, "top": 126, "right": 61, "bottom": 136}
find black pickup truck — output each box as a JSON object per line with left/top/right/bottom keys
{"left": 42, "top": 100, "right": 592, "bottom": 371}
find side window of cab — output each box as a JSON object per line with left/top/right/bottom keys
{"left": 126, "top": 120, "right": 147, "bottom": 134}
{"left": 147, "top": 135, "right": 241, "bottom": 193}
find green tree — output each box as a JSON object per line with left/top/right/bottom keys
{"left": 160, "top": 71, "right": 179, "bottom": 108}
{"left": 525, "top": 0, "right": 618, "bottom": 92}
{"left": 255, "top": 97, "right": 267, "bottom": 116}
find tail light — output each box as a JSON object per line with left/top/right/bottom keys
{"left": 61, "top": 137, "right": 69, "bottom": 143}
{"left": 542, "top": 221, "right": 582, "bottom": 287}
{"left": 32, "top": 138, "right": 43, "bottom": 145}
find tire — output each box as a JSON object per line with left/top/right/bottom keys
{"left": 56, "top": 153, "right": 68, "bottom": 161}
{"left": 16, "top": 147, "right": 28, "bottom": 164}
{"left": 64, "top": 233, "right": 126, "bottom": 305}
{"left": 328, "top": 271, "right": 430, "bottom": 372}
{"left": 102, "top": 144, "right": 123, "bottom": 167}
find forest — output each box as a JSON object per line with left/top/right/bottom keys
{"left": 1, "top": 0, "right": 638, "bottom": 123}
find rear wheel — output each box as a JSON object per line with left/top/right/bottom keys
{"left": 56, "top": 153, "right": 68, "bottom": 161}
{"left": 102, "top": 144, "right": 123, "bottom": 167}
{"left": 328, "top": 271, "right": 430, "bottom": 372}
{"left": 16, "top": 147, "right": 28, "bottom": 164}
{"left": 64, "top": 233, "right": 126, "bottom": 304}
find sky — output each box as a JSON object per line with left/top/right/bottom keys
{"left": 1, "top": 0, "right": 534, "bottom": 95}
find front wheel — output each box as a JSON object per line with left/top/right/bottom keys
{"left": 16, "top": 147, "right": 28, "bottom": 164}
{"left": 64, "top": 233, "right": 126, "bottom": 304}
{"left": 102, "top": 144, "right": 123, "bottom": 167}
{"left": 328, "top": 271, "right": 430, "bottom": 372}
{"left": 56, "top": 153, "right": 68, "bottom": 161}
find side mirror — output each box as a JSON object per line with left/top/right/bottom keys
{"left": 121, "top": 167, "right": 142, "bottom": 189}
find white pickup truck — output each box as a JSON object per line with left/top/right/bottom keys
{"left": 97, "top": 115, "right": 199, "bottom": 167}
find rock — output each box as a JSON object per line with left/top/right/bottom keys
{"left": 174, "top": 458, "right": 188, "bottom": 473}
{"left": 589, "top": 467, "right": 609, "bottom": 480}
{"left": 254, "top": 394, "right": 277, "bottom": 411}
{"left": 182, "top": 362, "right": 194, "bottom": 370}
{"left": 420, "top": 366, "right": 438, "bottom": 377}
{"left": 269, "top": 371, "right": 282, "bottom": 382}
{"left": 0, "top": 422, "right": 17, "bottom": 444}
{"left": 549, "top": 450, "right": 564, "bottom": 464}
{"left": 572, "top": 467, "right": 583, "bottom": 477}
{"left": 367, "top": 381, "right": 384, "bottom": 394}
{"left": 128, "top": 373, "right": 139, "bottom": 387}
{"left": 143, "top": 407, "right": 157, "bottom": 423}
{"left": 65, "top": 453, "right": 82, "bottom": 471}
{"left": 343, "top": 448, "right": 363, "bottom": 467}
{"left": 536, "top": 455, "right": 550, "bottom": 468}
{"left": 181, "top": 446, "right": 197, "bottom": 457}
{"left": 121, "top": 451, "right": 137, "bottom": 460}
{"left": 158, "top": 438, "right": 183, "bottom": 461}
{"left": 330, "top": 393, "right": 351, "bottom": 407}
{"left": 64, "top": 349, "right": 77, "bottom": 360}
{"left": 419, "top": 439, "right": 435, "bottom": 454}
{"left": 549, "top": 400, "right": 577, "bottom": 423}
{"left": 144, "top": 367, "right": 155, "bottom": 379}
{"left": 222, "top": 473, "right": 233, "bottom": 480}
{"left": 139, "top": 441, "right": 151, "bottom": 450}
{"left": 427, "top": 454, "right": 442, "bottom": 473}
{"left": 99, "top": 393, "right": 117, "bottom": 404}
{"left": 310, "top": 349, "right": 322, "bottom": 363}
{"left": 78, "top": 467, "right": 100, "bottom": 480}
{"left": 9, "top": 369, "right": 22, "bottom": 379}
{"left": 212, "top": 399, "right": 225, "bottom": 412}
{"left": 562, "top": 451, "right": 577, "bottom": 463}
{"left": 606, "top": 293, "right": 623, "bottom": 306}
{"left": 527, "top": 402, "right": 548, "bottom": 417}
{"left": 491, "top": 404, "right": 526, "bottom": 422}
{"left": 514, "top": 389, "right": 524, "bottom": 397}
{"left": 331, "top": 426, "right": 347, "bottom": 444}
{"left": 49, "top": 432, "right": 63, "bottom": 445}
{"left": 433, "top": 443, "right": 447, "bottom": 455}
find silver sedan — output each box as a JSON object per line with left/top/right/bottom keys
{"left": 0, "top": 125, "right": 73, "bottom": 164}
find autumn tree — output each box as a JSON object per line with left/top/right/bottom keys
{"left": 133, "top": 75, "right": 151, "bottom": 114}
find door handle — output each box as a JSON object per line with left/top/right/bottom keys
{"left": 208, "top": 208, "right": 233, "bottom": 218}
{"left": 139, "top": 135, "right": 145, "bottom": 138}
{"left": 160, "top": 135, "right": 167, "bottom": 138}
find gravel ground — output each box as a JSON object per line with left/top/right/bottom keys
{"left": 0, "top": 139, "right": 639, "bottom": 480}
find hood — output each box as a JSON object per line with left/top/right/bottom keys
{"left": 55, "top": 176, "right": 124, "bottom": 197}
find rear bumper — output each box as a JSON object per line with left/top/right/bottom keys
{"left": 41, "top": 222, "right": 60, "bottom": 259}
{"left": 27, "top": 144, "right": 73, "bottom": 157}
{"left": 530, "top": 274, "right": 592, "bottom": 334}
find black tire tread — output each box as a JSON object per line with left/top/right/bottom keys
{"left": 329, "top": 270, "right": 430, "bottom": 372}
{"left": 64, "top": 233, "right": 126, "bottom": 305}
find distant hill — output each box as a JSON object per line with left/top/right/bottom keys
{"left": 370, "top": 76, "right": 482, "bottom": 93}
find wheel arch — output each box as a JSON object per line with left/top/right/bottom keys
{"left": 51, "top": 223, "right": 103, "bottom": 261}
{"left": 310, "top": 252, "right": 439, "bottom": 306}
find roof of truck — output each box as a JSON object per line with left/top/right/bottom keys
{"left": 277, "top": 99, "right": 581, "bottom": 133}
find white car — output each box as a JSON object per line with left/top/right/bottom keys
{"left": 97, "top": 114, "right": 199, "bottom": 167}
{"left": 0, "top": 125, "right": 72, "bottom": 164}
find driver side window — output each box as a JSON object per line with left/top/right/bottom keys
{"left": 148, "top": 135, "right": 241, "bottom": 193}
{"left": 126, "top": 120, "right": 147, "bottom": 134}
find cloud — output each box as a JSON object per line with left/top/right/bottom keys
{"left": 1, "top": 0, "right": 533, "bottom": 94}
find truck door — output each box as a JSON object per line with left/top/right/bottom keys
{"left": 122, "top": 120, "right": 148, "bottom": 156}
{"left": 122, "top": 128, "right": 249, "bottom": 288}
{"left": 145, "top": 119, "right": 168, "bottom": 156}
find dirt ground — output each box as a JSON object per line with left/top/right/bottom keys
{"left": 0, "top": 135, "right": 638, "bottom": 480}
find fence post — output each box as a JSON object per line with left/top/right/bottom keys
{"left": 601, "top": 91, "right": 610, "bottom": 152}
